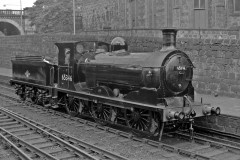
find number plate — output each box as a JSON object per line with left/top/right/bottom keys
{"left": 174, "top": 66, "right": 187, "bottom": 71}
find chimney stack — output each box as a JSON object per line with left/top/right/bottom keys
{"left": 161, "top": 29, "right": 178, "bottom": 50}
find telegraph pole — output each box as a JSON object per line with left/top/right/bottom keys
{"left": 73, "top": 0, "right": 76, "bottom": 35}
{"left": 20, "top": 0, "right": 23, "bottom": 27}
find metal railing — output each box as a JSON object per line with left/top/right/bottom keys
{"left": 0, "top": 9, "right": 24, "bottom": 16}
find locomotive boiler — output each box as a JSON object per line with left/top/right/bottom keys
{"left": 79, "top": 29, "right": 194, "bottom": 105}
{"left": 10, "top": 29, "right": 221, "bottom": 140}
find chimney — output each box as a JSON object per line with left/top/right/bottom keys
{"left": 161, "top": 29, "right": 178, "bottom": 51}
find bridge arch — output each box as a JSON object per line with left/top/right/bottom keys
{"left": 0, "top": 19, "right": 24, "bottom": 36}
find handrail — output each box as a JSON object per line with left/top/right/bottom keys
{"left": 11, "top": 56, "right": 44, "bottom": 61}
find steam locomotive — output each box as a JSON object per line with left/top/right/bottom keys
{"left": 10, "top": 29, "right": 220, "bottom": 140}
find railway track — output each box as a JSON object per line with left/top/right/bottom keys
{"left": 193, "top": 126, "right": 240, "bottom": 147}
{"left": 171, "top": 131, "right": 240, "bottom": 159}
{"left": 0, "top": 106, "right": 128, "bottom": 160}
{"left": 1, "top": 84, "right": 240, "bottom": 160}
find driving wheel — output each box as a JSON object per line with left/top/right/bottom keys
{"left": 91, "top": 102, "right": 111, "bottom": 125}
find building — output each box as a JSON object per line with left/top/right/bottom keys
{"left": 79, "top": 0, "right": 240, "bottom": 30}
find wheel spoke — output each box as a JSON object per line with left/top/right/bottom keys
{"left": 103, "top": 110, "right": 109, "bottom": 120}
{"left": 58, "top": 97, "right": 64, "bottom": 105}
{"left": 140, "top": 117, "right": 149, "bottom": 124}
{"left": 140, "top": 113, "right": 150, "bottom": 117}
{"left": 141, "top": 121, "right": 146, "bottom": 131}
{"left": 103, "top": 112, "right": 108, "bottom": 120}
{"left": 136, "top": 123, "right": 141, "bottom": 130}
{"left": 140, "top": 120, "right": 148, "bottom": 131}
{"left": 104, "top": 109, "right": 110, "bottom": 115}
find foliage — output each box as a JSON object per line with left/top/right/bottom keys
{"left": 28, "top": 0, "right": 74, "bottom": 33}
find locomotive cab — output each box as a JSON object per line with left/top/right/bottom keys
{"left": 55, "top": 41, "right": 78, "bottom": 90}
{"left": 55, "top": 40, "right": 110, "bottom": 90}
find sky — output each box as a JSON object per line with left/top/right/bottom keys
{"left": 0, "top": 0, "right": 36, "bottom": 10}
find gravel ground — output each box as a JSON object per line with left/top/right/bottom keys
{"left": 0, "top": 75, "right": 10, "bottom": 86}
{"left": 0, "top": 144, "right": 19, "bottom": 160}
{"left": 0, "top": 86, "right": 193, "bottom": 160}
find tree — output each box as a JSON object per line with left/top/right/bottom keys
{"left": 28, "top": 0, "right": 74, "bottom": 33}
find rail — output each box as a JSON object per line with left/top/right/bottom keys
{"left": 0, "top": 132, "right": 32, "bottom": 160}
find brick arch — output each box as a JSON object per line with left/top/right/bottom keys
{"left": 0, "top": 18, "right": 24, "bottom": 35}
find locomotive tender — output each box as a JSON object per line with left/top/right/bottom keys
{"left": 10, "top": 29, "right": 220, "bottom": 140}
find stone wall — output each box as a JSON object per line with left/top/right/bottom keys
{"left": 176, "top": 29, "right": 240, "bottom": 98}
{"left": 0, "top": 34, "right": 96, "bottom": 68}
{"left": 195, "top": 115, "right": 240, "bottom": 135}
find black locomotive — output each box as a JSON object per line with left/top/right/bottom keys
{"left": 10, "top": 29, "right": 220, "bottom": 140}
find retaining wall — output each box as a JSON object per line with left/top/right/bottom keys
{"left": 195, "top": 115, "right": 240, "bottom": 135}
